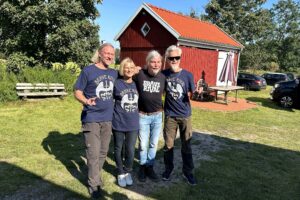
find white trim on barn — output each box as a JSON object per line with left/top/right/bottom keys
{"left": 178, "top": 37, "right": 241, "bottom": 52}
{"left": 114, "top": 3, "right": 180, "bottom": 41}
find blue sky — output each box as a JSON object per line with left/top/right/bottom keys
{"left": 96, "top": 0, "right": 278, "bottom": 48}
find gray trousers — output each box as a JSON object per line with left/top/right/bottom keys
{"left": 82, "top": 122, "right": 112, "bottom": 188}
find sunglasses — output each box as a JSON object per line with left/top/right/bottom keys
{"left": 167, "top": 56, "right": 181, "bottom": 61}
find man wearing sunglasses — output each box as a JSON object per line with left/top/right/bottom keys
{"left": 162, "top": 45, "right": 197, "bottom": 185}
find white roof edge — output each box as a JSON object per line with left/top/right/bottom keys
{"left": 114, "top": 2, "right": 180, "bottom": 41}
{"left": 178, "top": 37, "right": 242, "bottom": 51}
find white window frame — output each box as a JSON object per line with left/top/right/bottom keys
{"left": 141, "top": 22, "right": 150, "bottom": 37}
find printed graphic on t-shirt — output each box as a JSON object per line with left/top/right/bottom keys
{"left": 94, "top": 75, "right": 114, "bottom": 100}
{"left": 167, "top": 78, "right": 185, "bottom": 100}
{"left": 120, "top": 89, "right": 138, "bottom": 112}
{"left": 143, "top": 81, "right": 160, "bottom": 93}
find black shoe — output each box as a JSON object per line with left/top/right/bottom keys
{"left": 138, "top": 165, "right": 146, "bottom": 182}
{"left": 146, "top": 165, "right": 159, "bottom": 182}
{"left": 182, "top": 172, "right": 197, "bottom": 186}
{"left": 88, "top": 186, "right": 102, "bottom": 199}
{"left": 162, "top": 169, "right": 173, "bottom": 181}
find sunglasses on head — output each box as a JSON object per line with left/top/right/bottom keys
{"left": 167, "top": 56, "right": 181, "bottom": 61}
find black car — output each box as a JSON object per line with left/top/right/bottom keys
{"left": 270, "top": 77, "right": 300, "bottom": 108}
{"left": 237, "top": 72, "right": 267, "bottom": 91}
{"left": 261, "top": 72, "right": 289, "bottom": 85}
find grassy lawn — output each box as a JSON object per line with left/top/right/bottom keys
{"left": 0, "top": 87, "right": 299, "bottom": 199}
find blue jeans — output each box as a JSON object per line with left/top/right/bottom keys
{"left": 113, "top": 130, "right": 138, "bottom": 175}
{"left": 138, "top": 112, "right": 163, "bottom": 166}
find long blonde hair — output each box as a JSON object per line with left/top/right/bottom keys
{"left": 91, "top": 43, "right": 114, "bottom": 63}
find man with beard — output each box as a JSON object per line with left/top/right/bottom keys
{"left": 134, "top": 50, "right": 165, "bottom": 182}
{"left": 74, "top": 43, "right": 118, "bottom": 198}
{"left": 162, "top": 45, "right": 197, "bottom": 185}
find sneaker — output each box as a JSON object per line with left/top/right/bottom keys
{"left": 162, "top": 169, "right": 173, "bottom": 181}
{"left": 88, "top": 186, "right": 101, "bottom": 199}
{"left": 146, "top": 165, "right": 159, "bottom": 182}
{"left": 117, "top": 174, "right": 127, "bottom": 187}
{"left": 125, "top": 172, "right": 133, "bottom": 186}
{"left": 138, "top": 165, "right": 146, "bottom": 182}
{"left": 182, "top": 172, "right": 197, "bottom": 186}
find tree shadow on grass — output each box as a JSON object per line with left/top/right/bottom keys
{"left": 152, "top": 132, "right": 300, "bottom": 200}
{"left": 246, "top": 97, "right": 296, "bottom": 112}
{"left": 40, "top": 130, "right": 300, "bottom": 199}
{"left": 0, "top": 161, "right": 127, "bottom": 200}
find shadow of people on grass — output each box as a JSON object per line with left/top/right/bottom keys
{"left": 42, "top": 131, "right": 116, "bottom": 194}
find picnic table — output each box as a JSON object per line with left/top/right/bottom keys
{"left": 208, "top": 86, "right": 244, "bottom": 104}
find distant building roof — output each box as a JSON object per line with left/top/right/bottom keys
{"left": 115, "top": 3, "right": 244, "bottom": 50}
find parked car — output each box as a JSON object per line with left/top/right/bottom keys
{"left": 261, "top": 72, "right": 289, "bottom": 85}
{"left": 270, "top": 77, "right": 300, "bottom": 108}
{"left": 237, "top": 72, "right": 267, "bottom": 91}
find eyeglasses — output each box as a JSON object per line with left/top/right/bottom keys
{"left": 167, "top": 56, "right": 181, "bottom": 61}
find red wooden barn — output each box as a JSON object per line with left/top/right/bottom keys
{"left": 115, "top": 3, "right": 244, "bottom": 86}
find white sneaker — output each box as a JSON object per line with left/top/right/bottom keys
{"left": 125, "top": 173, "right": 133, "bottom": 186}
{"left": 117, "top": 174, "right": 127, "bottom": 187}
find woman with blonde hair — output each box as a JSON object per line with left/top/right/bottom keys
{"left": 112, "top": 57, "right": 139, "bottom": 187}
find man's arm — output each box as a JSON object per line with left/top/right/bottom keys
{"left": 74, "top": 90, "right": 96, "bottom": 106}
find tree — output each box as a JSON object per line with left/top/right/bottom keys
{"left": 270, "top": 0, "right": 300, "bottom": 71}
{"left": 203, "top": 0, "right": 273, "bottom": 44}
{"left": 0, "top": 0, "right": 102, "bottom": 67}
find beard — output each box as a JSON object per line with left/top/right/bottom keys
{"left": 170, "top": 64, "right": 180, "bottom": 72}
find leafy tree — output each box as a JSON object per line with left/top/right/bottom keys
{"left": 202, "top": 0, "right": 273, "bottom": 44}
{"left": 0, "top": 0, "right": 102, "bottom": 67}
{"left": 270, "top": 0, "right": 300, "bottom": 71}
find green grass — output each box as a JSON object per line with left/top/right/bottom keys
{"left": 0, "top": 87, "right": 299, "bottom": 199}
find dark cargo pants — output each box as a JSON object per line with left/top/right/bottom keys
{"left": 163, "top": 116, "right": 194, "bottom": 174}
{"left": 82, "top": 122, "right": 112, "bottom": 188}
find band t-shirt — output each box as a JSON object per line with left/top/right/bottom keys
{"left": 134, "top": 69, "right": 166, "bottom": 113}
{"left": 163, "top": 68, "right": 195, "bottom": 117}
{"left": 112, "top": 79, "right": 139, "bottom": 131}
{"left": 74, "top": 64, "right": 118, "bottom": 123}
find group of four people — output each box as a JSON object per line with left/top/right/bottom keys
{"left": 74, "top": 43, "right": 196, "bottom": 198}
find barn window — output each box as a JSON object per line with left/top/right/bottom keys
{"left": 141, "top": 23, "right": 150, "bottom": 36}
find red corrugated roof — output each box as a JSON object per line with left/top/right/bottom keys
{"left": 147, "top": 4, "right": 242, "bottom": 48}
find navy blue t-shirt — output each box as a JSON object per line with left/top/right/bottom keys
{"left": 74, "top": 64, "right": 118, "bottom": 123}
{"left": 112, "top": 79, "right": 139, "bottom": 132}
{"left": 163, "top": 68, "right": 195, "bottom": 117}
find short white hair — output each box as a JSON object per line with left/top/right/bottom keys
{"left": 146, "top": 50, "right": 162, "bottom": 65}
{"left": 165, "top": 45, "right": 182, "bottom": 57}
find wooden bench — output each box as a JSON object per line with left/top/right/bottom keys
{"left": 16, "top": 83, "right": 68, "bottom": 99}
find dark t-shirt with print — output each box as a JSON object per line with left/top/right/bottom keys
{"left": 112, "top": 79, "right": 139, "bottom": 132}
{"left": 74, "top": 64, "right": 118, "bottom": 123}
{"left": 134, "top": 69, "right": 165, "bottom": 113}
{"left": 163, "top": 68, "right": 195, "bottom": 117}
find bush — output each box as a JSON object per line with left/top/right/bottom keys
{"left": 6, "top": 53, "right": 36, "bottom": 74}
{"left": 0, "top": 60, "right": 78, "bottom": 102}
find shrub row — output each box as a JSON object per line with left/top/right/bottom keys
{"left": 0, "top": 60, "right": 78, "bottom": 102}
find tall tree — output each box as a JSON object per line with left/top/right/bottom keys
{"left": 203, "top": 0, "right": 273, "bottom": 44}
{"left": 0, "top": 0, "right": 102, "bottom": 66}
{"left": 270, "top": 0, "right": 300, "bottom": 71}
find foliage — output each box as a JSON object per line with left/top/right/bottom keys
{"left": 270, "top": 0, "right": 300, "bottom": 72}
{"left": 0, "top": 61, "right": 78, "bottom": 102}
{"left": 202, "top": 0, "right": 273, "bottom": 44}
{"left": 0, "top": 0, "right": 102, "bottom": 67}
{"left": 6, "top": 53, "right": 36, "bottom": 74}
